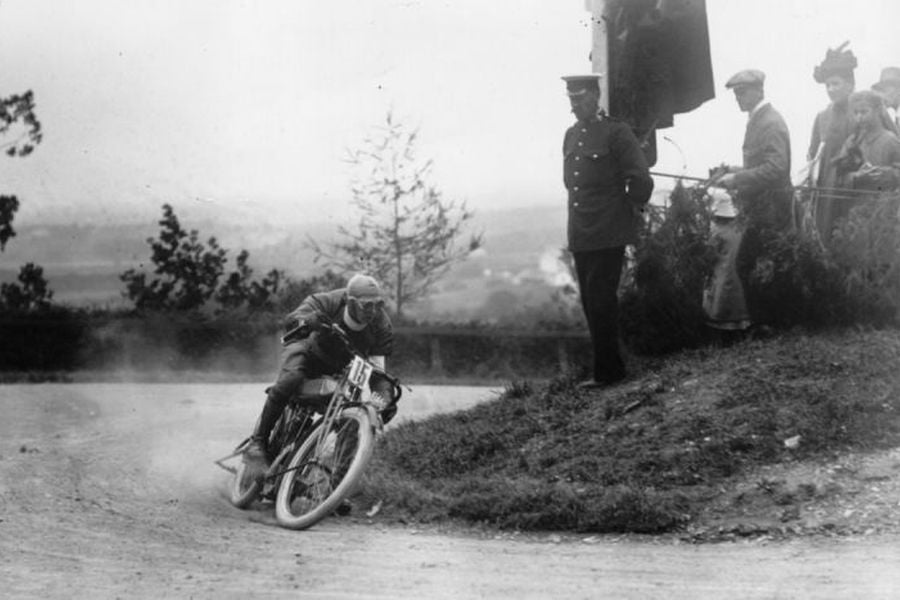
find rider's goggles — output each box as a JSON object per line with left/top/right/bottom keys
{"left": 349, "top": 296, "right": 385, "bottom": 311}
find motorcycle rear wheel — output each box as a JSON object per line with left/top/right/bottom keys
{"left": 274, "top": 407, "right": 375, "bottom": 530}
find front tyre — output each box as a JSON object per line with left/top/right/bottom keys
{"left": 274, "top": 407, "right": 375, "bottom": 530}
{"left": 230, "top": 456, "right": 262, "bottom": 508}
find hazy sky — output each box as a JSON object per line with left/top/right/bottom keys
{"left": 0, "top": 0, "right": 898, "bottom": 228}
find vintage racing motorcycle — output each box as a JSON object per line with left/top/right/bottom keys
{"left": 216, "top": 321, "right": 402, "bottom": 530}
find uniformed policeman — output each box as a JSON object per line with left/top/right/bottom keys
{"left": 562, "top": 74, "right": 654, "bottom": 389}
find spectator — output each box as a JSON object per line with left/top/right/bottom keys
{"left": 871, "top": 66, "right": 900, "bottom": 135}
{"left": 715, "top": 69, "right": 792, "bottom": 327}
{"left": 834, "top": 90, "right": 900, "bottom": 194}
{"left": 702, "top": 188, "right": 751, "bottom": 338}
{"left": 561, "top": 73, "right": 654, "bottom": 389}
{"left": 808, "top": 43, "right": 858, "bottom": 245}
{"left": 716, "top": 69, "right": 792, "bottom": 231}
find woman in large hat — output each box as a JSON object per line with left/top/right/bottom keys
{"left": 807, "top": 42, "right": 858, "bottom": 244}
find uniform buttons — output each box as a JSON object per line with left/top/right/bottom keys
{"left": 581, "top": 128, "right": 587, "bottom": 133}
{"left": 578, "top": 142, "right": 583, "bottom": 146}
{"left": 573, "top": 186, "right": 579, "bottom": 192}
{"left": 573, "top": 202, "right": 580, "bottom": 207}
{"left": 575, "top": 156, "right": 580, "bottom": 161}
{"left": 592, "top": 153, "right": 598, "bottom": 158}
{"left": 574, "top": 171, "right": 580, "bottom": 176}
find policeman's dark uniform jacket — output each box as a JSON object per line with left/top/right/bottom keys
{"left": 562, "top": 74, "right": 654, "bottom": 385}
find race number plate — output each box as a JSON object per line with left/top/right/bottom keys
{"left": 347, "top": 356, "right": 374, "bottom": 387}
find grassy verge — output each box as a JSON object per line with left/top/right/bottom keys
{"left": 359, "top": 328, "right": 900, "bottom": 533}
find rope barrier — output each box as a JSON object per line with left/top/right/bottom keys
{"left": 649, "top": 170, "right": 893, "bottom": 199}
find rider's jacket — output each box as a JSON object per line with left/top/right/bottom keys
{"left": 285, "top": 288, "right": 393, "bottom": 373}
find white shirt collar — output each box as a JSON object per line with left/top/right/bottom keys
{"left": 343, "top": 306, "right": 366, "bottom": 331}
{"left": 749, "top": 100, "right": 769, "bottom": 120}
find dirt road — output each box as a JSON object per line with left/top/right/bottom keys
{"left": 1, "top": 383, "right": 899, "bottom": 599}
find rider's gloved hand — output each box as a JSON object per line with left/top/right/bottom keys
{"left": 281, "top": 315, "right": 322, "bottom": 345}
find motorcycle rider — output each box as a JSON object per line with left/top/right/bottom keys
{"left": 243, "top": 273, "right": 398, "bottom": 480}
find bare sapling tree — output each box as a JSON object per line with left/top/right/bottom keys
{"left": 310, "top": 112, "right": 481, "bottom": 318}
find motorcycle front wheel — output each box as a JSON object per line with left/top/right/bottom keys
{"left": 229, "top": 452, "right": 262, "bottom": 508}
{"left": 274, "top": 407, "right": 375, "bottom": 530}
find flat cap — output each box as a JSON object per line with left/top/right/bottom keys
{"left": 725, "top": 69, "right": 765, "bottom": 89}
{"left": 562, "top": 73, "right": 602, "bottom": 96}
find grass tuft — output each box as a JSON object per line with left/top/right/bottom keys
{"left": 360, "top": 328, "right": 900, "bottom": 533}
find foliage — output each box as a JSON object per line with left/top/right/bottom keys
{"left": 0, "top": 195, "right": 19, "bottom": 251}
{"left": 828, "top": 193, "right": 900, "bottom": 325}
{"left": 1, "top": 91, "right": 45, "bottom": 298}
{"left": 0, "top": 91, "right": 42, "bottom": 247}
{"left": 0, "top": 91, "right": 42, "bottom": 158}
{"left": 619, "top": 182, "right": 718, "bottom": 354}
{"left": 215, "top": 249, "right": 285, "bottom": 314}
{"left": 120, "top": 204, "right": 282, "bottom": 313}
{"left": 270, "top": 269, "right": 348, "bottom": 314}
{"left": 0, "top": 262, "right": 53, "bottom": 312}
{"left": 309, "top": 112, "right": 481, "bottom": 317}
{"left": 612, "top": 182, "right": 899, "bottom": 356}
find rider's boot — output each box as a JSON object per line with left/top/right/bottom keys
{"left": 243, "top": 393, "right": 282, "bottom": 481}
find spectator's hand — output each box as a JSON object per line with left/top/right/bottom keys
{"left": 717, "top": 173, "right": 737, "bottom": 189}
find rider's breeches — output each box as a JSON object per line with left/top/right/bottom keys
{"left": 254, "top": 343, "right": 327, "bottom": 443}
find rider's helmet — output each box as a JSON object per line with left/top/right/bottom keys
{"left": 346, "top": 274, "right": 385, "bottom": 325}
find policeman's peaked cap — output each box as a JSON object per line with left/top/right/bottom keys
{"left": 562, "top": 74, "right": 602, "bottom": 96}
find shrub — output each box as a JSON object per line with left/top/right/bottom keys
{"left": 829, "top": 193, "right": 900, "bottom": 325}
{"left": 619, "top": 185, "right": 900, "bottom": 356}
{"left": 620, "top": 182, "right": 717, "bottom": 355}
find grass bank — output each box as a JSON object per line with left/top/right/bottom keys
{"left": 359, "top": 328, "right": 900, "bottom": 534}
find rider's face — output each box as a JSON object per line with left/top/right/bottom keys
{"left": 347, "top": 296, "right": 384, "bottom": 325}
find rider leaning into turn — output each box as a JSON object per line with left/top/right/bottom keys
{"left": 243, "top": 273, "right": 398, "bottom": 480}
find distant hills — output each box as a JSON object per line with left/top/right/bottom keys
{"left": 1, "top": 189, "right": 672, "bottom": 318}
{"left": 0, "top": 202, "right": 572, "bottom": 317}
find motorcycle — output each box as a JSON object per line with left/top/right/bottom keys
{"left": 216, "top": 321, "right": 401, "bottom": 530}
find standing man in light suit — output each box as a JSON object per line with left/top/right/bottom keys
{"left": 716, "top": 69, "right": 792, "bottom": 229}
{"left": 716, "top": 69, "right": 792, "bottom": 327}
{"left": 561, "top": 74, "right": 654, "bottom": 389}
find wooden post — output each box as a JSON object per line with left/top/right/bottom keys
{"left": 429, "top": 336, "right": 444, "bottom": 375}
{"left": 587, "top": 0, "right": 609, "bottom": 114}
{"left": 557, "top": 339, "right": 569, "bottom": 373}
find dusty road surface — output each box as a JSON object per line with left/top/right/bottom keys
{"left": 1, "top": 382, "right": 899, "bottom": 599}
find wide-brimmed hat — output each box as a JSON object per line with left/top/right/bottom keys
{"left": 813, "top": 42, "right": 857, "bottom": 84}
{"left": 873, "top": 66, "right": 900, "bottom": 91}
